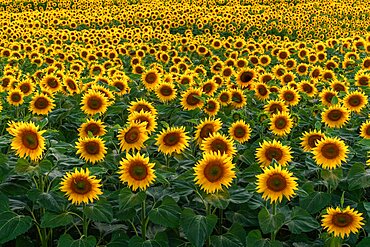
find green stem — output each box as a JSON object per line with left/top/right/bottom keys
{"left": 271, "top": 203, "right": 277, "bottom": 241}
{"left": 82, "top": 204, "right": 89, "bottom": 237}
{"left": 141, "top": 200, "right": 147, "bottom": 240}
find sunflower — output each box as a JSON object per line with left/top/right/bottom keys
{"left": 111, "top": 78, "right": 130, "bottom": 96}
{"left": 118, "top": 153, "right": 156, "bottom": 191}
{"left": 194, "top": 118, "right": 223, "bottom": 144}
{"left": 201, "top": 133, "right": 236, "bottom": 157}
{"left": 321, "top": 206, "right": 364, "bottom": 238}
{"left": 279, "top": 87, "right": 300, "bottom": 106}
{"left": 117, "top": 122, "right": 148, "bottom": 152}
{"left": 256, "top": 140, "right": 292, "bottom": 167}
{"left": 29, "top": 93, "right": 55, "bottom": 115}
{"left": 343, "top": 91, "right": 368, "bottom": 113}
{"left": 312, "top": 137, "right": 349, "bottom": 170}
{"left": 300, "top": 130, "right": 326, "bottom": 152}
{"left": 218, "top": 90, "right": 232, "bottom": 106}
{"left": 230, "top": 89, "right": 247, "bottom": 109}
{"left": 204, "top": 98, "right": 220, "bottom": 117}
{"left": 269, "top": 112, "right": 293, "bottom": 136}
{"left": 331, "top": 81, "right": 348, "bottom": 93}
{"left": 128, "top": 99, "right": 158, "bottom": 116}
{"left": 322, "top": 106, "right": 350, "bottom": 128}
{"left": 254, "top": 83, "right": 270, "bottom": 101}
{"left": 264, "top": 100, "right": 288, "bottom": 115}
{"left": 194, "top": 152, "right": 236, "bottom": 194}
{"left": 75, "top": 137, "right": 107, "bottom": 164}
{"left": 7, "top": 89, "right": 24, "bottom": 106}
{"left": 298, "top": 81, "right": 317, "bottom": 97}
{"left": 229, "top": 120, "right": 251, "bottom": 143}
{"left": 10, "top": 122, "right": 46, "bottom": 161}
{"left": 156, "top": 126, "right": 190, "bottom": 155}
{"left": 64, "top": 76, "right": 80, "bottom": 95}
{"left": 41, "top": 74, "right": 62, "bottom": 93}
{"left": 60, "top": 168, "right": 103, "bottom": 205}
{"left": 256, "top": 165, "right": 298, "bottom": 203}
{"left": 78, "top": 118, "right": 107, "bottom": 138}
{"left": 81, "top": 90, "right": 109, "bottom": 116}
{"left": 17, "top": 80, "right": 34, "bottom": 96}
{"left": 142, "top": 69, "right": 160, "bottom": 90}
{"left": 320, "top": 89, "right": 338, "bottom": 107}
{"left": 128, "top": 110, "right": 157, "bottom": 134}
{"left": 155, "top": 82, "right": 177, "bottom": 102}
{"left": 181, "top": 88, "right": 204, "bottom": 111}
{"left": 360, "top": 120, "right": 370, "bottom": 139}
{"left": 201, "top": 80, "right": 218, "bottom": 96}
{"left": 236, "top": 68, "right": 256, "bottom": 88}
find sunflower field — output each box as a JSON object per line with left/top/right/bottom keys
{"left": 0, "top": 0, "right": 370, "bottom": 246}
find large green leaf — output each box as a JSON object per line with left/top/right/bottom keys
{"left": 204, "top": 191, "right": 230, "bottom": 209}
{"left": 347, "top": 163, "right": 370, "bottom": 190}
{"left": 246, "top": 230, "right": 268, "bottom": 247}
{"left": 210, "top": 233, "right": 244, "bottom": 247}
{"left": 0, "top": 211, "right": 33, "bottom": 244}
{"left": 299, "top": 192, "right": 331, "bottom": 214}
{"left": 40, "top": 211, "right": 74, "bottom": 228}
{"left": 148, "top": 196, "right": 181, "bottom": 228}
{"left": 84, "top": 199, "right": 113, "bottom": 223}
{"left": 180, "top": 208, "right": 217, "bottom": 247}
{"left": 57, "top": 234, "right": 96, "bottom": 247}
{"left": 258, "top": 207, "right": 285, "bottom": 234}
{"left": 119, "top": 188, "right": 146, "bottom": 211}
{"left": 286, "top": 207, "right": 320, "bottom": 234}
{"left": 128, "top": 236, "right": 164, "bottom": 247}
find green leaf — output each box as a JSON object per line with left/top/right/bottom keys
{"left": 286, "top": 207, "right": 320, "bottom": 234}
{"left": 0, "top": 211, "right": 32, "bottom": 244}
{"left": 258, "top": 207, "right": 285, "bottom": 234}
{"left": 180, "top": 208, "right": 217, "bottom": 247}
{"left": 39, "top": 159, "right": 53, "bottom": 173}
{"left": 246, "top": 230, "right": 268, "bottom": 247}
{"left": 229, "top": 188, "right": 253, "bottom": 204}
{"left": 300, "top": 192, "right": 331, "bottom": 214}
{"left": 0, "top": 192, "right": 9, "bottom": 212}
{"left": 347, "top": 163, "right": 370, "bottom": 190}
{"left": 148, "top": 196, "right": 181, "bottom": 228}
{"left": 128, "top": 236, "right": 163, "bottom": 247}
{"left": 357, "top": 237, "right": 370, "bottom": 247}
{"left": 57, "top": 234, "right": 96, "bottom": 247}
{"left": 331, "top": 95, "right": 338, "bottom": 105}
{"left": 41, "top": 211, "right": 74, "bottom": 228}
{"left": 84, "top": 199, "right": 113, "bottom": 223}
{"left": 204, "top": 191, "right": 230, "bottom": 209}
{"left": 320, "top": 168, "right": 343, "bottom": 190}
{"left": 15, "top": 158, "right": 31, "bottom": 173}
{"left": 210, "top": 234, "right": 244, "bottom": 247}
{"left": 119, "top": 188, "right": 146, "bottom": 211}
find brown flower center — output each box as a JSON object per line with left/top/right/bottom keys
{"left": 239, "top": 71, "right": 253, "bottom": 83}
{"left": 266, "top": 174, "right": 287, "bottom": 192}
{"left": 327, "top": 109, "right": 343, "bottom": 121}
{"left": 275, "top": 117, "right": 287, "bottom": 129}
{"left": 234, "top": 126, "right": 246, "bottom": 138}
{"left": 302, "top": 84, "right": 313, "bottom": 93}
{"left": 332, "top": 213, "right": 353, "bottom": 227}
{"left": 283, "top": 91, "right": 295, "bottom": 101}
{"left": 145, "top": 72, "right": 157, "bottom": 84}
{"left": 47, "top": 77, "right": 58, "bottom": 88}
{"left": 210, "top": 139, "right": 228, "bottom": 154}
{"left": 124, "top": 127, "right": 140, "bottom": 144}
{"left": 20, "top": 84, "right": 31, "bottom": 93}
{"left": 307, "top": 134, "right": 323, "bottom": 148}
{"left": 232, "top": 92, "right": 242, "bottom": 103}
{"left": 348, "top": 95, "right": 362, "bottom": 107}
{"left": 206, "top": 101, "right": 217, "bottom": 112}
{"left": 204, "top": 161, "right": 224, "bottom": 182}
{"left": 160, "top": 85, "right": 173, "bottom": 96}
{"left": 71, "top": 177, "right": 92, "bottom": 194}
{"left": 321, "top": 143, "right": 339, "bottom": 159}
{"left": 85, "top": 123, "right": 100, "bottom": 136}
{"left": 257, "top": 85, "right": 268, "bottom": 96}
{"left": 265, "top": 147, "right": 283, "bottom": 161}
{"left": 324, "top": 92, "right": 335, "bottom": 103}
{"left": 11, "top": 93, "right": 22, "bottom": 102}
{"left": 163, "top": 132, "right": 180, "bottom": 146}
{"left": 34, "top": 97, "right": 48, "bottom": 109}
{"left": 269, "top": 103, "right": 283, "bottom": 114}
{"left": 21, "top": 131, "right": 39, "bottom": 150}
{"left": 186, "top": 92, "right": 200, "bottom": 106}
{"left": 135, "top": 104, "right": 151, "bottom": 113}
{"left": 129, "top": 162, "right": 148, "bottom": 181}
{"left": 220, "top": 93, "right": 230, "bottom": 103}
{"left": 199, "top": 124, "right": 215, "bottom": 139}
{"left": 66, "top": 79, "right": 77, "bottom": 90}
{"left": 84, "top": 141, "right": 100, "bottom": 155}
{"left": 87, "top": 96, "right": 103, "bottom": 110}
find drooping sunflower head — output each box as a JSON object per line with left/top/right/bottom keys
{"left": 300, "top": 130, "right": 326, "bottom": 152}
{"left": 322, "top": 106, "right": 350, "bottom": 128}
{"left": 229, "top": 120, "right": 251, "bottom": 144}
{"left": 80, "top": 90, "right": 109, "bottom": 116}
{"left": 321, "top": 206, "right": 364, "bottom": 239}
{"left": 78, "top": 118, "right": 107, "bottom": 138}
{"left": 60, "top": 168, "right": 103, "bottom": 205}
{"left": 128, "top": 99, "right": 158, "bottom": 116}
{"left": 194, "top": 152, "right": 236, "bottom": 194}
{"left": 156, "top": 126, "right": 190, "bottom": 155}
{"left": 181, "top": 88, "right": 204, "bottom": 111}
{"left": 117, "top": 122, "right": 148, "bottom": 152}
{"left": 194, "top": 118, "right": 223, "bottom": 144}
{"left": 155, "top": 82, "right": 177, "bottom": 102}
{"left": 128, "top": 110, "right": 157, "bottom": 134}
{"left": 360, "top": 120, "right": 370, "bottom": 139}
{"left": 269, "top": 111, "right": 293, "bottom": 137}
{"left": 201, "top": 132, "right": 236, "bottom": 157}
{"left": 312, "top": 137, "right": 348, "bottom": 170}
{"left": 75, "top": 136, "right": 107, "bottom": 164}
{"left": 10, "top": 122, "right": 46, "bottom": 161}
{"left": 29, "top": 93, "right": 55, "bottom": 115}
{"left": 256, "top": 164, "right": 298, "bottom": 203}
{"left": 343, "top": 91, "right": 368, "bottom": 113}
{"left": 255, "top": 139, "right": 292, "bottom": 167}
{"left": 118, "top": 153, "right": 156, "bottom": 191}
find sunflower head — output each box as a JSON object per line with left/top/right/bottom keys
{"left": 78, "top": 118, "right": 107, "bottom": 138}
{"left": 30, "top": 93, "right": 55, "bottom": 115}
{"left": 255, "top": 139, "right": 292, "bottom": 167}
{"left": 80, "top": 90, "right": 109, "bottom": 116}
{"left": 343, "top": 91, "right": 368, "bottom": 113}
{"left": 201, "top": 132, "right": 236, "bottom": 157}
{"left": 195, "top": 118, "right": 223, "bottom": 144}
{"left": 117, "top": 122, "right": 148, "bottom": 152}
{"left": 312, "top": 137, "right": 348, "bottom": 170}
{"left": 75, "top": 136, "right": 107, "bottom": 164}
{"left": 156, "top": 126, "right": 190, "bottom": 155}
{"left": 360, "top": 120, "right": 370, "bottom": 139}
{"left": 321, "top": 106, "right": 350, "bottom": 128}
{"left": 300, "top": 130, "right": 326, "bottom": 152}
{"left": 229, "top": 120, "right": 251, "bottom": 144}
{"left": 269, "top": 112, "right": 293, "bottom": 136}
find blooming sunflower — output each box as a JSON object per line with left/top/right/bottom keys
{"left": 343, "top": 91, "right": 368, "bottom": 113}
{"left": 204, "top": 98, "right": 220, "bottom": 117}
{"left": 312, "top": 137, "right": 348, "bottom": 170}
{"left": 75, "top": 136, "right": 107, "bottom": 164}
{"left": 78, "top": 118, "right": 107, "bottom": 138}
{"left": 256, "top": 165, "right": 298, "bottom": 203}
{"left": 128, "top": 99, "right": 158, "bottom": 116}
{"left": 117, "top": 122, "right": 148, "bottom": 152}
{"left": 322, "top": 106, "right": 350, "bottom": 128}
{"left": 156, "top": 126, "right": 190, "bottom": 155}
{"left": 142, "top": 69, "right": 160, "bottom": 91}
{"left": 269, "top": 112, "right": 293, "bottom": 136}
{"left": 155, "top": 82, "right": 177, "bottom": 102}
{"left": 236, "top": 68, "right": 256, "bottom": 88}
{"left": 298, "top": 81, "right": 317, "bottom": 97}
{"left": 29, "top": 93, "right": 55, "bottom": 115}
{"left": 80, "top": 90, "right": 109, "bottom": 116}
{"left": 201, "top": 133, "right": 236, "bottom": 157}
{"left": 218, "top": 90, "right": 232, "bottom": 106}
{"left": 360, "top": 120, "right": 370, "bottom": 139}
{"left": 254, "top": 83, "right": 270, "bottom": 101}
{"left": 321, "top": 206, "right": 364, "bottom": 238}
{"left": 230, "top": 89, "right": 247, "bottom": 109}
{"left": 10, "top": 122, "right": 46, "bottom": 161}
{"left": 118, "top": 153, "right": 156, "bottom": 191}
{"left": 256, "top": 140, "right": 292, "bottom": 167}
{"left": 194, "top": 118, "right": 223, "bottom": 144}
{"left": 60, "top": 168, "right": 103, "bottom": 205}
{"left": 181, "top": 88, "right": 204, "bottom": 111}
{"left": 128, "top": 110, "right": 157, "bottom": 134}
{"left": 41, "top": 74, "right": 62, "bottom": 93}
{"left": 229, "top": 120, "right": 251, "bottom": 144}
{"left": 279, "top": 87, "right": 300, "bottom": 106}
{"left": 264, "top": 100, "right": 288, "bottom": 115}
{"left": 194, "top": 152, "right": 236, "bottom": 194}
{"left": 7, "top": 89, "right": 24, "bottom": 106}
{"left": 300, "top": 130, "right": 326, "bottom": 152}
{"left": 320, "top": 89, "right": 338, "bottom": 107}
